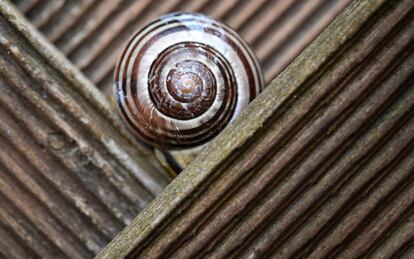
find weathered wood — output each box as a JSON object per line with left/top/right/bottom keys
{"left": 97, "top": 0, "right": 414, "bottom": 258}
{"left": 11, "top": 0, "right": 350, "bottom": 94}
{"left": 0, "top": 1, "right": 171, "bottom": 258}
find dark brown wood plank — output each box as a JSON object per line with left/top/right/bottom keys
{"left": 0, "top": 2, "right": 171, "bottom": 258}
{"left": 97, "top": 0, "right": 414, "bottom": 258}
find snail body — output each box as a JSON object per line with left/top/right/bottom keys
{"left": 115, "top": 12, "right": 264, "bottom": 152}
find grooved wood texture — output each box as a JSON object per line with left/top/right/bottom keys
{"left": 12, "top": 0, "right": 350, "bottom": 96}
{"left": 98, "top": 0, "right": 414, "bottom": 258}
{"left": 0, "top": 2, "right": 171, "bottom": 258}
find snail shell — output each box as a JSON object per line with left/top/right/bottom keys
{"left": 115, "top": 12, "right": 264, "bottom": 149}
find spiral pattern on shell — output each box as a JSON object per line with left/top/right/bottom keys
{"left": 115, "top": 12, "right": 264, "bottom": 149}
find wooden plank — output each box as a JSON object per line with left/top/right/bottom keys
{"left": 97, "top": 0, "right": 414, "bottom": 257}
{"left": 0, "top": 2, "right": 171, "bottom": 258}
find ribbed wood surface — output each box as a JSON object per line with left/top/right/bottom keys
{"left": 98, "top": 0, "right": 414, "bottom": 258}
{"left": 0, "top": 2, "right": 171, "bottom": 258}
{"left": 12, "top": 0, "right": 349, "bottom": 95}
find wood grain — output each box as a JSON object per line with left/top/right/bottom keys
{"left": 97, "top": 0, "right": 414, "bottom": 258}
{"left": 0, "top": 2, "right": 171, "bottom": 258}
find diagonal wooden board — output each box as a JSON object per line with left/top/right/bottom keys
{"left": 0, "top": 2, "right": 171, "bottom": 258}
{"left": 97, "top": 0, "right": 414, "bottom": 258}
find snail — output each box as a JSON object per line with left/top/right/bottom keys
{"left": 115, "top": 12, "right": 264, "bottom": 173}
